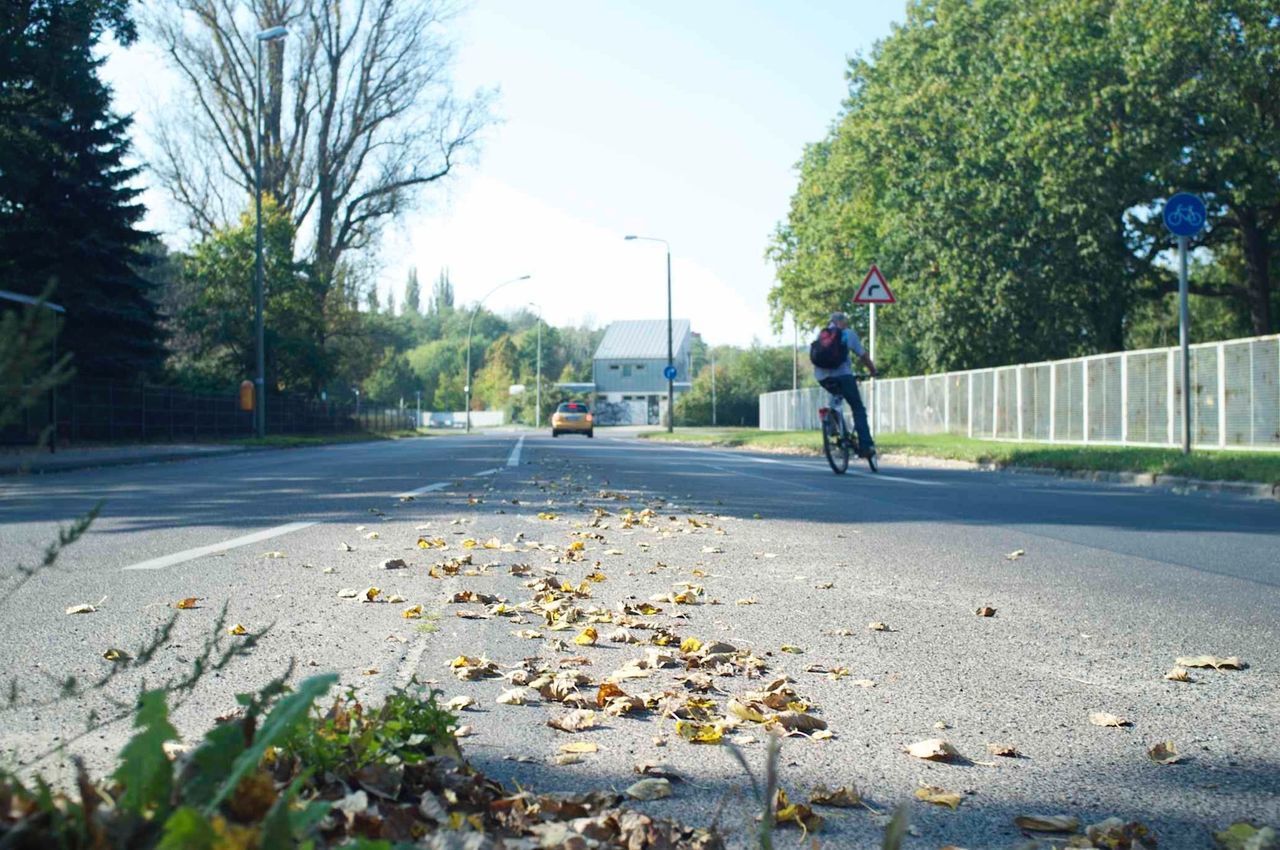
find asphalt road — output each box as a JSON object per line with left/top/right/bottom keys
{"left": 1, "top": 432, "right": 1277, "bottom": 848}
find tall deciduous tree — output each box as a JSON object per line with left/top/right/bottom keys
{"left": 0, "top": 0, "right": 162, "bottom": 380}
{"left": 403, "top": 267, "right": 421, "bottom": 315}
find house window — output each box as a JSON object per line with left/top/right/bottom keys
{"left": 622, "top": 365, "right": 632, "bottom": 378}
{"left": 635, "top": 364, "right": 645, "bottom": 370}
{"left": 609, "top": 364, "right": 620, "bottom": 370}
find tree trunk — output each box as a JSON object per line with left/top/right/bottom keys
{"left": 1238, "top": 209, "right": 1274, "bottom": 336}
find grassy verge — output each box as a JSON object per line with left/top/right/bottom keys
{"left": 228, "top": 429, "right": 428, "bottom": 449}
{"left": 639, "top": 428, "right": 1280, "bottom": 486}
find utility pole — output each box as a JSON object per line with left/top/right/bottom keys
{"left": 710, "top": 345, "right": 717, "bottom": 427}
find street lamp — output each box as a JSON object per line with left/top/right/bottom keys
{"left": 624, "top": 235, "right": 674, "bottom": 433}
{"left": 254, "top": 25, "right": 287, "bottom": 439}
{"left": 465, "top": 274, "right": 532, "bottom": 433}
{"left": 527, "top": 302, "right": 543, "bottom": 428}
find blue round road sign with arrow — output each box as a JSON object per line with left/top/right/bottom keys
{"left": 1163, "top": 193, "right": 1206, "bottom": 238}
{"left": 663, "top": 365, "right": 677, "bottom": 381}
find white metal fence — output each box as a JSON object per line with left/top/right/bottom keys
{"left": 759, "top": 334, "right": 1280, "bottom": 451}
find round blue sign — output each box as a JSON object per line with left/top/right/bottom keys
{"left": 663, "top": 365, "right": 678, "bottom": 381}
{"left": 1163, "top": 193, "right": 1206, "bottom": 238}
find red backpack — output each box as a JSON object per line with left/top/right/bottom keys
{"left": 809, "top": 327, "right": 848, "bottom": 368}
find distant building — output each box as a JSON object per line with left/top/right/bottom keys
{"left": 567, "top": 319, "right": 693, "bottom": 426}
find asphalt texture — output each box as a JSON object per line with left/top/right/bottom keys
{"left": 1, "top": 431, "right": 1277, "bottom": 848}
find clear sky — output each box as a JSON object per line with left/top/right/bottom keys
{"left": 104, "top": 2, "right": 905, "bottom": 347}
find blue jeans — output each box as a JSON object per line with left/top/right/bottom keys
{"left": 820, "top": 376, "right": 875, "bottom": 454}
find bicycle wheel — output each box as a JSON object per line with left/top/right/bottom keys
{"left": 822, "top": 410, "right": 850, "bottom": 474}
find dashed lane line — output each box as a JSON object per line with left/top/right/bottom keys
{"left": 121, "top": 521, "right": 318, "bottom": 571}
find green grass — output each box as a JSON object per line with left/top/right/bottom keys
{"left": 639, "top": 428, "right": 1280, "bottom": 486}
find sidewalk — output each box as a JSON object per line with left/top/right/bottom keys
{"left": 0, "top": 443, "right": 252, "bottom": 476}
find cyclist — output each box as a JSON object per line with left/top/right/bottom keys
{"left": 813, "top": 311, "right": 877, "bottom": 458}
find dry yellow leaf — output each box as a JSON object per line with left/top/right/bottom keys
{"left": 263, "top": 551, "right": 286, "bottom": 558}
{"left": 810, "top": 784, "right": 861, "bottom": 807}
{"left": 987, "top": 743, "right": 1020, "bottom": 757}
{"left": 337, "top": 588, "right": 358, "bottom": 598}
{"left": 1147, "top": 741, "right": 1183, "bottom": 765}
{"left": 674, "top": 720, "right": 723, "bottom": 744}
{"left": 445, "top": 695, "right": 475, "bottom": 711}
{"left": 1164, "top": 667, "right": 1193, "bottom": 682}
{"left": 363, "top": 532, "right": 379, "bottom": 540}
{"left": 513, "top": 629, "right": 543, "bottom": 640}
{"left": 537, "top": 512, "right": 559, "bottom": 520}
{"left": 482, "top": 537, "right": 501, "bottom": 549}
{"left": 559, "top": 741, "right": 599, "bottom": 754}
{"left": 228, "top": 623, "right": 248, "bottom": 636}
{"left": 868, "top": 621, "right": 889, "bottom": 632}
{"left": 568, "top": 541, "right": 585, "bottom": 552}
{"left": 65, "top": 603, "right": 96, "bottom": 615}
{"left": 1175, "top": 654, "right": 1245, "bottom": 670}
{"left": 547, "top": 709, "right": 598, "bottom": 733}
{"left": 1005, "top": 548, "right": 1025, "bottom": 560}
{"left": 1014, "top": 814, "right": 1079, "bottom": 832}
{"left": 976, "top": 606, "right": 996, "bottom": 617}
{"left": 625, "top": 778, "right": 672, "bottom": 800}
{"left": 175, "top": 597, "right": 199, "bottom": 610}
{"left": 402, "top": 605, "right": 424, "bottom": 619}
{"left": 727, "top": 699, "right": 767, "bottom": 724}
{"left": 736, "top": 598, "right": 759, "bottom": 606}
{"left": 386, "top": 594, "right": 406, "bottom": 603}
{"left": 363, "top": 586, "right": 382, "bottom": 602}
{"left": 573, "top": 627, "right": 599, "bottom": 646}
{"left": 102, "top": 648, "right": 130, "bottom": 662}
{"left": 915, "top": 785, "right": 962, "bottom": 809}
{"left": 1088, "top": 712, "right": 1130, "bottom": 728}
{"left": 905, "top": 738, "right": 959, "bottom": 761}
{"left": 496, "top": 688, "right": 531, "bottom": 705}
{"left": 680, "top": 637, "right": 703, "bottom": 654}
{"left": 780, "top": 644, "right": 805, "bottom": 654}
{"left": 461, "top": 538, "right": 478, "bottom": 549}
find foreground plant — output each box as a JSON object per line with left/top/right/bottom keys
{"left": 0, "top": 676, "right": 723, "bottom": 849}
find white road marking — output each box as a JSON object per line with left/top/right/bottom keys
{"left": 122, "top": 521, "right": 318, "bottom": 571}
{"left": 507, "top": 435, "right": 525, "bottom": 467}
{"left": 640, "top": 441, "right": 943, "bottom": 486}
{"left": 474, "top": 468, "right": 502, "bottom": 477}
{"left": 395, "top": 481, "right": 451, "bottom": 500}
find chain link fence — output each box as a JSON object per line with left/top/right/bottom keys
{"left": 3, "top": 380, "right": 417, "bottom": 446}
{"left": 760, "top": 334, "right": 1280, "bottom": 451}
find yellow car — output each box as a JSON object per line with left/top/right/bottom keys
{"left": 551, "top": 401, "right": 593, "bottom": 438}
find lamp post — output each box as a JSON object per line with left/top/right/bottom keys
{"left": 527, "top": 302, "right": 543, "bottom": 428}
{"left": 254, "top": 25, "right": 287, "bottom": 439}
{"left": 465, "top": 274, "right": 532, "bottom": 433}
{"left": 624, "top": 235, "right": 674, "bottom": 432}
{"left": 710, "top": 344, "right": 716, "bottom": 427}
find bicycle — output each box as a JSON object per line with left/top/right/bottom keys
{"left": 818, "top": 375, "right": 878, "bottom": 474}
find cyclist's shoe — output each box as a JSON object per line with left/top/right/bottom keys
{"left": 858, "top": 445, "right": 877, "bottom": 459}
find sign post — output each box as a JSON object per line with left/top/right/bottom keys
{"left": 853, "top": 265, "right": 896, "bottom": 427}
{"left": 1162, "top": 193, "right": 1207, "bottom": 455}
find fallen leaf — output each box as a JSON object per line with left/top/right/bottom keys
{"left": 1175, "top": 654, "right": 1246, "bottom": 670}
{"left": 1088, "top": 712, "right": 1131, "bottom": 728}
{"left": 780, "top": 644, "right": 805, "bottom": 654}
{"left": 987, "top": 743, "right": 1020, "bottom": 757}
{"left": 65, "top": 604, "right": 96, "bottom": 615}
{"left": 1005, "top": 549, "right": 1025, "bottom": 561}
{"left": 810, "top": 784, "right": 861, "bottom": 807}
{"left": 1014, "top": 814, "right": 1080, "bottom": 833}
{"left": 513, "top": 629, "right": 544, "bottom": 640}
{"left": 976, "top": 606, "right": 997, "bottom": 617}
{"left": 772, "top": 711, "right": 827, "bottom": 734}
{"left": 175, "top": 597, "right": 199, "bottom": 610}
{"left": 559, "top": 741, "right": 598, "bottom": 754}
{"left": 364, "top": 532, "right": 380, "bottom": 540}
{"left": 905, "top": 738, "right": 959, "bottom": 761}
{"left": 1214, "top": 822, "right": 1278, "bottom": 850}
{"left": 680, "top": 636, "right": 703, "bottom": 654}
{"left": 915, "top": 785, "right": 963, "bottom": 809}
{"left": 868, "top": 621, "right": 890, "bottom": 632}
{"left": 775, "top": 789, "right": 824, "bottom": 831}
{"left": 814, "top": 582, "right": 834, "bottom": 590}
{"left": 496, "top": 687, "right": 532, "bottom": 705}
{"left": 736, "top": 598, "right": 759, "bottom": 606}
{"left": 552, "top": 753, "right": 584, "bottom": 765}
{"left": 102, "top": 648, "right": 130, "bottom": 662}
{"left": 445, "top": 695, "right": 475, "bottom": 711}
{"left": 674, "top": 720, "right": 723, "bottom": 744}
{"left": 625, "top": 778, "right": 672, "bottom": 801}
{"left": 363, "top": 586, "right": 382, "bottom": 602}
{"left": 453, "top": 724, "right": 474, "bottom": 738}
{"left": 386, "top": 594, "right": 406, "bottom": 603}
{"left": 228, "top": 623, "right": 248, "bottom": 636}
{"left": 1164, "top": 667, "right": 1193, "bottom": 682}
{"left": 340, "top": 542, "right": 354, "bottom": 552}
{"left": 402, "top": 604, "right": 423, "bottom": 619}
{"left": 573, "top": 627, "right": 599, "bottom": 646}
{"left": 596, "top": 682, "right": 626, "bottom": 708}
{"left": 263, "top": 551, "right": 286, "bottom": 559}
{"left": 337, "top": 588, "right": 359, "bottom": 598}
{"left": 1147, "top": 741, "right": 1183, "bottom": 764}
{"left": 700, "top": 546, "right": 723, "bottom": 554}
{"left": 380, "top": 558, "right": 408, "bottom": 570}
{"left": 547, "top": 709, "right": 599, "bottom": 733}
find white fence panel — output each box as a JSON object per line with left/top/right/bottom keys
{"left": 758, "top": 334, "right": 1280, "bottom": 450}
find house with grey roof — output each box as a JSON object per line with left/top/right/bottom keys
{"left": 589, "top": 319, "right": 693, "bottom": 426}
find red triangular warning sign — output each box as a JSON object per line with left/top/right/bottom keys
{"left": 852, "top": 265, "right": 895, "bottom": 304}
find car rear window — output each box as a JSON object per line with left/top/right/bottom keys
{"left": 558, "top": 403, "right": 588, "bottom": 412}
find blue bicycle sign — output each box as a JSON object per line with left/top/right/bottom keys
{"left": 1163, "top": 193, "right": 1206, "bottom": 238}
